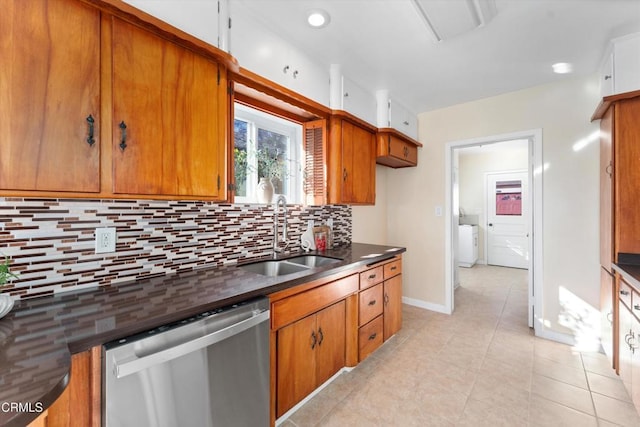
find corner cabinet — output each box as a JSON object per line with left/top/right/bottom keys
{"left": 0, "top": 0, "right": 101, "bottom": 193}
{"left": 110, "top": 17, "right": 227, "bottom": 198}
{"left": 327, "top": 112, "right": 377, "bottom": 205}
{"left": 376, "top": 128, "right": 422, "bottom": 168}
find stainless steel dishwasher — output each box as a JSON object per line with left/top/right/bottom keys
{"left": 103, "top": 297, "right": 270, "bottom": 427}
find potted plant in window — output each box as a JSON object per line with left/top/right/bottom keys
{"left": 255, "top": 148, "right": 288, "bottom": 204}
{"left": 0, "top": 255, "right": 18, "bottom": 320}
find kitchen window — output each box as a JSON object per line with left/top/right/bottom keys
{"left": 234, "top": 103, "right": 303, "bottom": 204}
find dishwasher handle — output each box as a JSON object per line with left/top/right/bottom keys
{"left": 112, "top": 309, "right": 270, "bottom": 379}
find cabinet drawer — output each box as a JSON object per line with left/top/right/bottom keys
{"left": 358, "top": 315, "right": 383, "bottom": 361}
{"left": 620, "top": 279, "right": 633, "bottom": 309}
{"left": 272, "top": 274, "right": 359, "bottom": 330}
{"left": 359, "top": 283, "right": 383, "bottom": 326}
{"left": 360, "top": 266, "right": 383, "bottom": 289}
{"left": 632, "top": 289, "right": 640, "bottom": 320}
{"left": 384, "top": 258, "right": 402, "bottom": 279}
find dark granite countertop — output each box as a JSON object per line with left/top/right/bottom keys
{"left": 613, "top": 263, "right": 640, "bottom": 291}
{"left": 0, "top": 242, "right": 405, "bottom": 427}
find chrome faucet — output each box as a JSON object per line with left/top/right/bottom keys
{"left": 273, "top": 195, "right": 289, "bottom": 256}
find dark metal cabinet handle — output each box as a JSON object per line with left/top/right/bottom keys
{"left": 343, "top": 168, "right": 348, "bottom": 181}
{"left": 119, "top": 121, "right": 128, "bottom": 151}
{"left": 390, "top": 266, "right": 397, "bottom": 271}
{"left": 293, "top": 70, "right": 299, "bottom": 79}
{"left": 621, "top": 290, "right": 629, "bottom": 296}
{"left": 384, "top": 293, "right": 390, "bottom": 305}
{"left": 310, "top": 330, "right": 317, "bottom": 350}
{"left": 368, "top": 299, "right": 376, "bottom": 306}
{"left": 368, "top": 273, "right": 376, "bottom": 280}
{"left": 605, "top": 162, "right": 612, "bottom": 178}
{"left": 317, "top": 328, "right": 324, "bottom": 346}
{"left": 86, "top": 115, "right": 95, "bottom": 146}
{"left": 634, "top": 304, "right": 640, "bottom": 311}
{"left": 368, "top": 333, "right": 377, "bottom": 341}
{"left": 604, "top": 75, "right": 612, "bottom": 80}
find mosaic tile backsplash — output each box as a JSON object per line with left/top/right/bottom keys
{"left": 0, "top": 198, "right": 352, "bottom": 299}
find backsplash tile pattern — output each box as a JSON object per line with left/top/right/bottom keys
{"left": 0, "top": 198, "right": 352, "bottom": 299}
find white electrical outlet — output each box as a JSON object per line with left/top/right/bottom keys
{"left": 95, "top": 227, "right": 116, "bottom": 254}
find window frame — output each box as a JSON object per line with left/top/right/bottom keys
{"left": 233, "top": 103, "right": 303, "bottom": 204}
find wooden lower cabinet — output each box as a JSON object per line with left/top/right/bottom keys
{"left": 27, "top": 347, "right": 101, "bottom": 427}
{"left": 276, "top": 300, "right": 345, "bottom": 418}
{"left": 601, "top": 267, "right": 615, "bottom": 368}
{"left": 383, "top": 274, "right": 403, "bottom": 340}
{"left": 358, "top": 256, "right": 403, "bottom": 361}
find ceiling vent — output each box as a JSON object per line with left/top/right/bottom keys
{"left": 410, "top": 0, "right": 497, "bottom": 42}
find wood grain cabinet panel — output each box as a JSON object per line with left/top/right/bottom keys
{"left": 359, "top": 266, "right": 383, "bottom": 289}
{"left": 383, "top": 274, "right": 403, "bottom": 340}
{"left": 359, "top": 283, "right": 383, "bottom": 326}
{"left": 276, "top": 301, "right": 345, "bottom": 418}
{"left": 111, "top": 17, "right": 227, "bottom": 199}
{"left": 358, "top": 315, "right": 383, "bottom": 361}
{"left": 327, "top": 114, "right": 376, "bottom": 205}
{"left": 376, "top": 131, "right": 420, "bottom": 168}
{"left": 0, "top": 0, "right": 100, "bottom": 193}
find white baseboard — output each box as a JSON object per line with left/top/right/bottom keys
{"left": 402, "top": 296, "right": 451, "bottom": 315}
{"left": 534, "top": 326, "right": 576, "bottom": 346}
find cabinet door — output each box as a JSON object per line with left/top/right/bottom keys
{"left": 0, "top": 0, "right": 100, "bottom": 192}
{"left": 341, "top": 120, "right": 375, "bottom": 204}
{"left": 615, "top": 97, "right": 640, "bottom": 255}
{"left": 276, "top": 314, "right": 317, "bottom": 417}
{"left": 632, "top": 314, "right": 640, "bottom": 410}
{"left": 315, "top": 301, "right": 346, "bottom": 386}
{"left": 601, "top": 268, "right": 614, "bottom": 365}
{"left": 383, "top": 274, "right": 403, "bottom": 340}
{"left": 600, "top": 106, "right": 614, "bottom": 270}
{"left": 619, "top": 303, "right": 633, "bottom": 394}
{"left": 112, "top": 18, "right": 226, "bottom": 198}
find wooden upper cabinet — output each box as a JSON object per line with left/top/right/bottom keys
{"left": 328, "top": 113, "right": 376, "bottom": 205}
{"left": 111, "top": 18, "right": 227, "bottom": 199}
{"left": 0, "top": 0, "right": 100, "bottom": 193}
{"left": 376, "top": 128, "right": 422, "bottom": 168}
{"left": 614, "top": 96, "right": 640, "bottom": 256}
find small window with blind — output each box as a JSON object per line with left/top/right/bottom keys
{"left": 234, "top": 103, "right": 303, "bottom": 203}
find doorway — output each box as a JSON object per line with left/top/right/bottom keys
{"left": 444, "top": 129, "right": 542, "bottom": 332}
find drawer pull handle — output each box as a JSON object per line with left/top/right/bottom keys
{"left": 620, "top": 290, "right": 629, "bottom": 296}
{"left": 318, "top": 328, "right": 324, "bottom": 346}
{"left": 390, "top": 266, "right": 397, "bottom": 271}
{"left": 368, "top": 299, "right": 376, "bottom": 306}
{"left": 368, "top": 274, "right": 376, "bottom": 280}
{"left": 368, "top": 333, "right": 377, "bottom": 341}
{"left": 310, "top": 330, "right": 317, "bottom": 350}
{"left": 119, "top": 121, "right": 128, "bottom": 151}
{"left": 384, "top": 293, "right": 390, "bottom": 305}
{"left": 635, "top": 305, "right": 640, "bottom": 311}
{"left": 86, "top": 115, "right": 95, "bottom": 146}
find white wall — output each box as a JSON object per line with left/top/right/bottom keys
{"left": 352, "top": 165, "right": 388, "bottom": 245}
{"left": 369, "top": 75, "right": 601, "bottom": 337}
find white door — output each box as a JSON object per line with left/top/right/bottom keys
{"left": 486, "top": 171, "right": 529, "bottom": 269}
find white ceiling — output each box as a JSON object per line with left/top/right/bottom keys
{"left": 230, "top": 0, "right": 640, "bottom": 114}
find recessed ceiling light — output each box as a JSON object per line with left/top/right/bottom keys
{"left": 552, "top": 62, "right": 573, "bottom": 74}
{"left": 307, "top": 9, "right": 330, "bottom": 28}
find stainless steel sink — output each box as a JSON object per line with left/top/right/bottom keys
{"left": 238, "top": 255, "right": 342, "bottom": 277}
{"left": 285, "top": 255, "right": 342, "bottom": 267}
{"left": 239, "top": 260, "right": 309, "bottom": 277}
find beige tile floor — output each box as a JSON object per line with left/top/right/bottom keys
{"left": 279, "top": 264, "right": 640, "bottom": 427}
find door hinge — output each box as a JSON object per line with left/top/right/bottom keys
{"left": 227, "top": 183, "right": 236, "bottom": 191}
{"left": 217, "top": 67, "right": 221, "bottom": 85}
{"left": 227, "top": 85, "right": 234, "bottom": 95}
